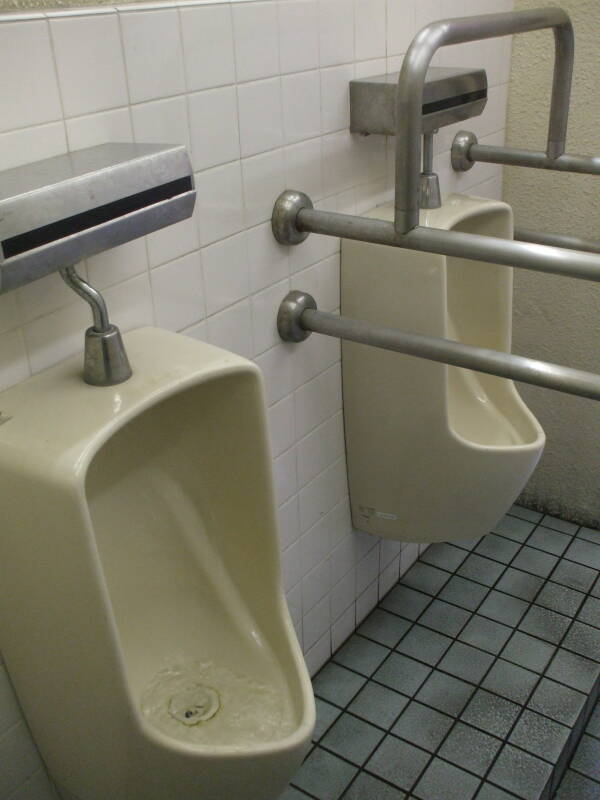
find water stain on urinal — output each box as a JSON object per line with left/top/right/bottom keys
{"left": 141, "top": 661, "right": 296, "bottom": 746}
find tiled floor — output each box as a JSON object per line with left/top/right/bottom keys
{"left": 280, "top": 506, "right": 600, "bottom": 800}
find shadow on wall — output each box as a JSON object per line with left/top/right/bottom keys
{"left": 505, "top": 0, "right": 600, "bottom": 528}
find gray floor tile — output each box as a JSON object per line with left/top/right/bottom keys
{"left": 528, "top": 525, "right": 572, "bottom": 556}
{"left": 458, "top": 554, "right": 505, "bottom": 587}
{"left": 413, "top": 757, "right": 481, "bottom": 800}
{"left": 509, "top": 708, "right": 571, "bottom": 763}
{"left": 313, "top": 698, "right": 343, "bottom": 741}
{"left": 358, "top": 609, "right": 411, "bottom": 648}
{"left": 476, "top": 785, "right": 520, "bottom": 800}
{"left": 535, "top": 582, "right": 586, "bottom": 618}
{"left": 571, "top": 733, "right": 600, "bottom": 781}
{"left": 552, "top": 559, "right": 598, "bottom": 593}
{"left": 380, "top": 585, "right": 432, "bottom": 621}
{"left": 459, "top": 615, "right": 512, "bottom": 655}
{"left": 541, "top": 515, "right": 579, "bottom": 535}
{"left": 279, "top": 786, "right": 311, "bottom": 800}
{"left": 565, "top": 539, "right": 600, "bottom": 571}
{"left": 438, "top": 641, "right": 495, "bottom": 685}
{"left": 593, "top": 576, "right": 600, "bottom": 599}
{"left": 481, "top": 659, "right": 538, "bottom": 705}
{"left": 547, "top": 648, "right": 600, "bottom": 694}
{"left": 373, "top": 652, "right": 431, "bottom": 697}
{"left": 391, "top": 701, "right": 453, "bottom": 752}
{"left": 313, "top": 663, "right": 367, "bottom": 707}
{"left": 417, "top": 599, "right": 471, "bottom": 637}
{"left": 420, "top": 543, "right": 467, "bottom": 573}
{"left": 416, "top": 671, "right": 475, "bottom": 718}
{"left": 586, "top": 701, "right": 600, "bottom": 736}
{"left": 563, "top": 620, "right": 600, "bottom": 662}
{"left": 293, "top": 746, "right": 358, "bottom": 800}
{"left": 495, "top": 568, "right": 544, "bottom": 602}
{"left": 348, "top": 682, "right": 409, "bottom": 729}
{"left": 555, "top": 768, "right": 600, "bottom": 799}
{"left": 578, "top": 596, "right": 600, "bottom": 629}
{"left": 437, "top": 575, "right": 489, "bottom": 611}
{"left": 475, "top": 534, "right": 522, "bottom": 564}
{"left": 501, "top": 630, "right": 556, "bottom": 673}
{"left": 478, "top": 589, "right": 528, "bottom": 627}
{"left": 579, "top": 526, "right": 600, "bottom": 545}
{"left": 321, "top": 713, "right": 385, "bottom": 766}
{"left": 453, "top": 536, "right": 484, "bottom": 552}
{"left": 402, "top": 562, "right": 451, "bottom": 596}
{"left": 342, "top": 772, "right": 407, "bottom": 800}
{"left": 528, "top": 677, "right": 586, "bottom": 727}
{"left": 365, "top": 735, "right": 430, "bottom": 792}
{"left": 395, "top": 624, "right": 453, "bottom": 666}
{"left": 488, "top": 744, "right": 553, "bottom": 800}
{"left": 510, "top": 505, "right": 543, "bottom": 523}
{"left": 511, "top": 546, "right": 558, "bottom": 578}
{"left": 519, "top": 605, "right": 571, "bottom": 644}
{"left": 438, "top": 721, "right": 501, "bottom": 776}
{"left": 333, "top": 635, "right": 390, "bottom": 677}
{"left": 492, "top": 515, "right": 536, "bottom": 542}
{"left": 461, "top": 689, "right": 521, "bottom": 738}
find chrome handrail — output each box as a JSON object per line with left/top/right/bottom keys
{"left": 396, "top": 7, "right": 574, "bottom": 233}
{"left": 278, "top": 291, "right": 600, "bottom": 402}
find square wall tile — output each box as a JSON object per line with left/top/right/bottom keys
{"left": 51, "top": 13, "right": 128, "bottom": 117}
{"left": 180, "top": 4, "right": 235, "bottom": 92}
{"left": 238, "top": 78, "right": 283, "bottom": 158}
{"left": 66, "top": 107, "right": 133, "bottom": 151}
{"left": 355, "top": 0, "right": 386, "bottom": 61}
{"left": 318, "top": 0, "right": 354, "bottom": 67}
{"left": 206, "top": 300, "right": 253, "bottom": 360}
{"left": 195, "top": 161, "right": 245, "bottom": 247}
{"left": 188, "top": 87, "right": 240, "bottom": 171}
{"left": 120, "top": 9, "right": 186, "bottom": 103}
{"left": 150, "top": 251, "right": 204, "bottom": 332}
{"left": 242, "top": 149, "right": 286, "bottom": 228}
{"left": 282, "top": 71, "right": 321, "bottom": 145}
{"left": 278, "top": 0, "right": 319, "bottom": 75}
{"left": 0, "top": 19, "right": 62, "bottom": 133}
{"left": 202, "top": 232, "right": 250, "bottom": 316}
{"left": 232, "top": 1, "right": 280, "bottom": 83}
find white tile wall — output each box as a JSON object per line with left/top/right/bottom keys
{"left": 0, "top": 0, "right": 513, "bottom": 795}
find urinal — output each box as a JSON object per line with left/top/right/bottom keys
{"left": 0, "top": 327, "right": 314, "bottom": 800}
{"left": 341, "top": 194, "right": 545, "bottom": 542}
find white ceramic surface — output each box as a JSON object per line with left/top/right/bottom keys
{"left": 341, "top": 195, "right": 546, "bottom": 542}
{"left": 0, "top": 327, "right": 314, "bottom": 800}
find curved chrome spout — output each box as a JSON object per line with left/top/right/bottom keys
{"left": 60, "top": 266, "right": 132, "bottom": 386}
{"left": 395, "top": 7, "right": 574, "bottom": 233}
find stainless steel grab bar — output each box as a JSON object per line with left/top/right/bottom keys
{"left": 278, "top": 291, "right": 600, "bottom": 402}
{"left": 515, "top": 228, "right": 600, "bottom": 256}
{"left": 452, "top": 135, "right": 600, "bottom": 176}
{"left": 396, "top": 7, "right": 574, "bottom": 233}
{"left": 272, "top": 190, "right": 600, "bottom": 283}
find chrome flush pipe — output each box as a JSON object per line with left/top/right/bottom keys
{"left": 60, "top": 266, "right": 132, "bottom": 386}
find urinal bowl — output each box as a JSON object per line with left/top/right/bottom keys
{"left": 0, "top": 328, "right": 314, "bottom": 800}
{"left": 341, "top": 195, "right": 545, "bottom": 542}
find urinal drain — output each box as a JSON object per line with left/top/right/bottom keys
{"left": 168, "top": 684, "right": 220, "bottom": 726}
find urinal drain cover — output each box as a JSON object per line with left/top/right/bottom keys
{"left": 168, "top": 684, "right": 220, "bottom": 725}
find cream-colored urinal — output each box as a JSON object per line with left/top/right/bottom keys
{"left": 0, "top": 327, "right": 314, "bottom": 800}
{"left": 342, "top": 195, "right": 545, "bottom": 542}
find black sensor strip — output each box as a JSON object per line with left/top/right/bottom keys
{"left": 1, "top": 176, "right": 193, "bottom": 260}
{"left": 423, "top": 88, "right": 487, "bottom": 116}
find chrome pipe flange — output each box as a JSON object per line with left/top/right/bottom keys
{"left": 451, "top": 130, "right": 478, "bottom": 172}
{"left": 277, "top": 290, "right": 317, "bottom": 343}
{"left": 271, "top": 190, "right": 314, "bottom": 245}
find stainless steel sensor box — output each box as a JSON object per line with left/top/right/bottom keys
{"left": 350, "top": 66, "right": 488, "bottom": 135}
{"left": 0, "top": 143, "right": 195, "bottom": 294}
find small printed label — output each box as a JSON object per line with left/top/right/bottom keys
{"left": 358, "top": 505, "right": 398, "bottom": 521}
{"left": 375, "top": 511, "right": 398, "bottom": 520}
